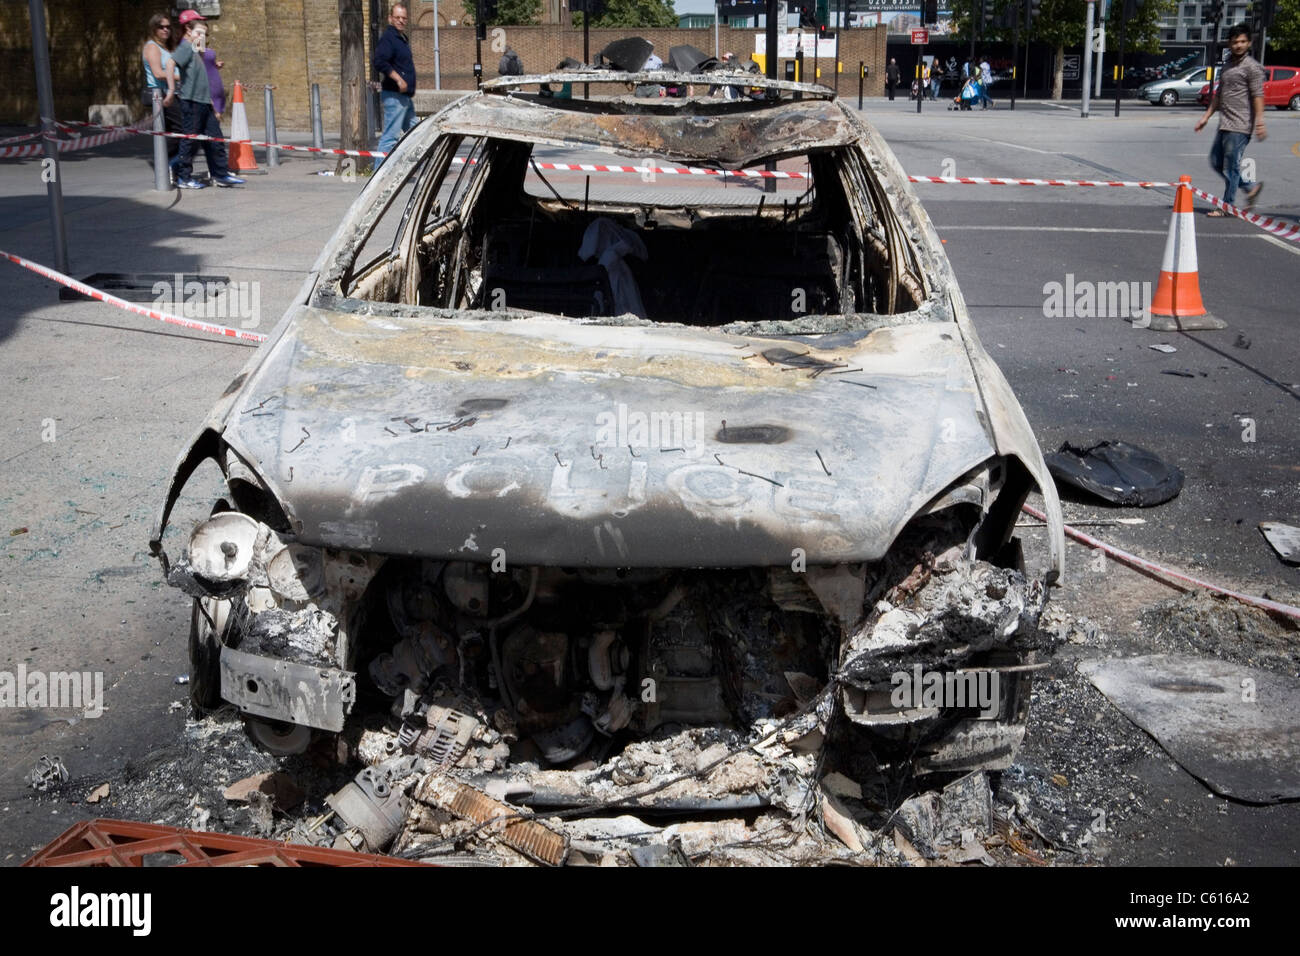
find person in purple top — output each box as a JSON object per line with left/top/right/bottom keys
{"left": 192, "top": 23, "right": 226, "bottom": 116}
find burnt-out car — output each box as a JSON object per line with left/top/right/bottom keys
{"left": 151, "top": 72, "right": 1064, "bottom": 785}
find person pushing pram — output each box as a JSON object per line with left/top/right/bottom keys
{"left": 950, "top": 74, "right": 983, "bottom": 111}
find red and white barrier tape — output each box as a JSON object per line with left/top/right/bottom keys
{"left": 0, "top": 123, "right": 149, "bottom": 159}
{"left": 51, "top": 117, "right": 386, "bottom": 159}
{"left": 1022, "top": 504, "right": 1300, "bottom": 621}
{"left": 1188, "top": 184, "right": 1300, "bottom": 243}
{"left": 0, "top": 129, "right": 43, "bottom": 146}
{"left": 909, "top": 175, "right": 1175, "bottom": 188}
{"left": 1, "top": 250, "right": 267, "bottom": 345}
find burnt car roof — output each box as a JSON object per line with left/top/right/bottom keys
{"left": 437, "top": 73, "right": 856, "bottom": 167}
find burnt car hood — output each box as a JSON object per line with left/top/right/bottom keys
{"left": 216, "top": 307, "right": 999, "bottom": 567}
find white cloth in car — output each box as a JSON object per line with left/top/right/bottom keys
{"left": 578, "top": 217, "right": 648, "bottom": 319}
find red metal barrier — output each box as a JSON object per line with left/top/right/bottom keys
{"left": 23, "top": 818, "right": 427, "bottom": 867}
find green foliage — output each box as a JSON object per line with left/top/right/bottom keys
{"left": 1102, "top": 0, "right": 1176, "bottom": 54}
{"left": 572, "top": 0, "right": 679, "bottom": 29}
{"left": 461, "top": 0, "right": 543, "bottom": 27}
{"left": 1268, "top": 0, "right": 1300, "bottom": 53}
{"left": 945, "top": 0, "right": 1174, "bottom": 53}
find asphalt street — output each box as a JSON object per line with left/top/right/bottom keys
{"left": 0, "top": 99, "right": 1296, "bottom": 864}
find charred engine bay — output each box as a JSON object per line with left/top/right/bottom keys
{"left": 55, "top": 511, "right": 1099, "bottom": 866}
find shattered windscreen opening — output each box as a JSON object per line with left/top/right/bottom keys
{"left": 341, "top": 130, "right": 927, "bottom": 327}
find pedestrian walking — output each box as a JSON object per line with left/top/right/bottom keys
{"left": 373, "top": 2, "right": 417, "bottom": 170}
{"left": 930, "top": 62, "right": 942, "bottom": 100}
{"left": 141, "top": 12, "right": 183, "bottom": 177}
{"left": 921, "top": 62, "right": 932, "bottom": 100}
{"left": 886, "top": 58, "right": 900, "bottom": 100}
{"left": 170, "top": 9, "right": 244, "bottom": 188}
{"left": 979, "top": 57, "right": 994, "bottom": 109}
{"left": 1194, "top": 23, "right": 1266, "bottom": 214}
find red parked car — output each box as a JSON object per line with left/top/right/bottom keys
{"left": 1198, "top": 64, "right": 1300, "bottom": 109}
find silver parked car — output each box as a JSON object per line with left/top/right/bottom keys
{"left": 1140, "top": 65, "right": 1212, "bottom": 106}
{"left": 151, "top": 70, "right": 1065, "bottom": 784}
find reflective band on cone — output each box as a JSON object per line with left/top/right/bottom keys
{"left": 229, "top": 82, "right": 259, "bottom": 172}
{"left": 1147, "top": 175, "right": 1225, "bottom": 331}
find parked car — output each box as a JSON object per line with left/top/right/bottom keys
{"left": 1139, "top": 65, "right": 1213, "bottom": 106}
{"left": 151, "top": 69, "right": 1065, "bottom": 781}
{"left": 1197, "top": 65, "right": 1300, "bottom": 109}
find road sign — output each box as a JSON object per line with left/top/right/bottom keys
{"left": 910, "top": 28, "right": 929, "bottom": 44}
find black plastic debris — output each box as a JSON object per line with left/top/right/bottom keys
{"left": 668, "top": 45, "right": 717, "bottom": 73}
{"left": 597, "top": 37, "right": 653, "bottom": 72}
{"left": 1045, "top": 440, "right": 1184, "bottom": 507}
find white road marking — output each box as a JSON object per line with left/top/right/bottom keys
{"left": 1256, "top": 232, "right": 1300, "bottom": 257}
{"left": 935, "top": 225, "right": 1275, "bottom": 236}
{"left": 935, "top": 225, "right": 1167, "bottom": 234}
{"left": 949, "top": 132, "right": 1057, "bottom": 154}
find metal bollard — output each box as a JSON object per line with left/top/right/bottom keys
{"left": 363, "top": 82, "right": 376, "bottom": 151}
{"left": 264, "top": 85, "right": 280, "bottom": 167}
{"left": 152, "top": 88, "right": 170, "bottom": 191}
{"left": 311, "top": 83, "right": 324, "bottom": 150}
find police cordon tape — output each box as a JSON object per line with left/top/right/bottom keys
{"left": 909, "top": 174, "right": 1177, "bottom": 188}
{"left": 0, "top": 249, "right": 267, "bottom": 345}
{"left": 51, "top": 117, "right": 387, "bottom": 160}
{"left": 1187, "top": 184, "right": 1300, "bottom": 242}
{"left": 0, "top": 122, "right": 150, "bottom": 159}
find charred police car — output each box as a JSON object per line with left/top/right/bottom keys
{"left": 151, "top": 70, "right": 1064, "bottom": 778}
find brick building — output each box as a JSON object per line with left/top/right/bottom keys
{"left": 0, "top": 1, "right": 886, "bottom": 131}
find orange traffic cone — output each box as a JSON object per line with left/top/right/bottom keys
{"left": 228, "top": 81, "right": 259, "bottom": 172}
{"left": 1145, "top": 175, "right": 1225, "bottom": 331}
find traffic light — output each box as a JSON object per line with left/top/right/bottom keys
{"left": 922, "top": 0, "right": 938, "bottom": 24}
{"left": 816, "top": 0, "right": 829, "bottom": 26}
{"left": 1256, "top": 0, "right": 1277, "bottom": 28}
{"left": 999, "top": 4, "right": 1018, "bottom": 28}
{"left": 1025, "top": 0, "right": 1041, "bottom": 28}
{"left": 799, "top": 3, "right": 817, "bottom": 27}
{"left": 983, "top": 0, "right": 995, "bottom": 28}
{"left": 1202, "top": 0, "right": 1224, "bottom": 24}
{"left": 1121, "top": 0, "right": 1141, "bottom": 19}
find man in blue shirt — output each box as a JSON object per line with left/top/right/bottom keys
{"left": 373, "top": 3, "right": 417, "bottom": 170}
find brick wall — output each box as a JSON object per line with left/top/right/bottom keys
{"left": 414, "top": 25, "right": 888, "bottom": 95}
{"left": 0, "top": 1, "right": 886, "bottom": 129}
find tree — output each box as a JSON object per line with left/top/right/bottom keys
{"left": 1102, "top": 0, "right": 1176, "bottom": 54}
{"left": 1268, "top": 0, "right": 1300, "bottom": 53}
{"left": 947, "top": 0, "right": 1172, "bottom": 99}
{"left": 573, "top": 0, "right": 679, "bottom": 29}
{"left": 461, "top": 0, "right": 543, "bottom": 26}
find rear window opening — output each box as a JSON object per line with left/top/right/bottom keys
{"left": 340, "top": 134, "right": 927, "bottom": 326}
